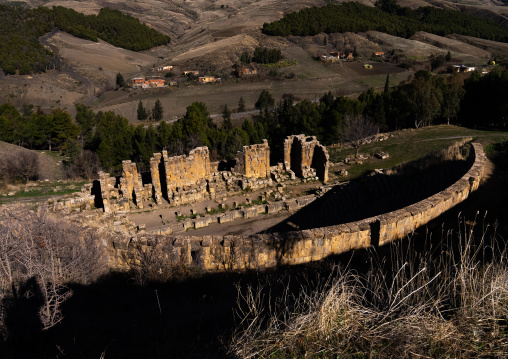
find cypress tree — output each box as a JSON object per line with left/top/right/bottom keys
{"left": 152, "top": 99, "right": 163, "bottom": 122}
{"left": 384, "top": 74, "right": 390, "bottom": 95}
{"left": 238, "top": 96, "right": 246, "bottom": 112}
{"left": 137, "top": 100, "right": 148, "bottom": 122}
{"left": 222, "top": 104, "right": 232, "bottom": 132}
{"left": 116, "top": 73, "right": 125, "bottom": 88}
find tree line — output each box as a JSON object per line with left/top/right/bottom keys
{"left": 0, "top": 4, "right": 170, "bottom": 75}
{"left": 1, "top": 68, "right": 507, "bottom": 178}
{"left": 0, "top": 4, "right": 57, "bottom": 75}
{"left": 262, "top": 0, "right": 508, "bottom": 42}
{"left": 51, "top": 6, "right": 170, "bottom": 51}
{"left": 242, "top": 68, "right": 508, "bottom": 158}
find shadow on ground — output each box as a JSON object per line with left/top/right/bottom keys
{"left": 0, "top": 144, "right": 507, "bottom": 359}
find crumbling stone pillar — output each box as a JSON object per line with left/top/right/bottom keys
{"left": 150, "top": 153, "right": 163, "bottom": 204}
{"left": 311, "top": 144, "right": 330, "bottom": 182}
{"left": 283, "top": 136, "right": 294, "bottom": 171}
{"left": 98, "top": 171, "right": 116, "bottom": 213}
{"left": 120, "top": 160, "right": 144, "bottom": 208}
{"left": 283, "top": 134, "right": 330, "bottom": 182}
{"left": 233, "top": 139, "right": 270, "bottom": 178}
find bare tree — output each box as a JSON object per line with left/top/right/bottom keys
{"left": 0, "top": 151, "right": 39, "bottom": 183}
{"left": 0, "top": 207, "right": 106, "bottom": 331}
{"left": 66, "top": 150, "right": 101, "bottom": 180}
{"left": 338, "top": 115, "right": 378, "bottom": 158}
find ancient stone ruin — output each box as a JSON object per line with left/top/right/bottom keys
{"left": 48, "top": 141, "right": 487, "bottom": 274}
{"left": 94, "top": 136, "right": 329, "bottom": 213}
{"left": 284, "top": 135, "right": 329, "bottom": 182}
{"left": 109, "top": 143, "right": 486, "bottom": 272}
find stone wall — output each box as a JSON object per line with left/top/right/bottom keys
{"left": 119, "top": 160, "right": 150, "bottom": 209}
{"left": 113, "top": 143, "right": 486, "bottom": 272}
{"left": 284, "top": 135, "right": 330, "bottom": 182}
{"left": 92, "top": 139, "right": 283, "bottom": 213}
{"left": 163, "top": 147, "right": 211, "bottom": 192}
{"left": 233, "top": 140, "right": 270, "bottom": 178}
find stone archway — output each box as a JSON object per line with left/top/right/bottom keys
{"left": 284, "top": 134, "right": 329, "bottom": 182}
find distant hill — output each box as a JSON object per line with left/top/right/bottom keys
{"left": 0, "top": 4, "right": 170, "bottom": 75}
{"left": 262, "top": 2, "right": 508, "bottom": 42}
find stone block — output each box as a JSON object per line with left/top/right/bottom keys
{"left": 243, "top": 207, "right": 258, "bottom": 219}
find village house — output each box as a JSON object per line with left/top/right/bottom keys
{"left": 130, "top": 77, "right": 146, "bottom": 88}
{"left": 155, "top": 65, "right": 173, "bottom": 72}
{"left": 184, "top": 70, "right": 200, "bottom": 76}
{"left": 138, "top": 78, "right": 166, "bottom": 89}
{"left": 321, "top": 52, "right": 343, "bottom": 62}
{"left": 148, "top": 78, "right": 166, "bottom": 88}
{"left": 453, "top": 65, "right": 476, "bottom": 73}
{"left": 198, "top": 76, "right": 221, "bottom": 83}
{"left": 373, "top": 52, "right": 385, "bottom": 57}
{"left": 238, "top": 67, "right": 258, "bottom": 77}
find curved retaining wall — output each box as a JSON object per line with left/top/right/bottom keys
{"left": 113, "top": 143, "right": 486, "bottom": 271}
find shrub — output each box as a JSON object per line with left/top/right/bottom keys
{"left": 0, "top": 150, "right": 39, "bottom": 183}
{"left": 0, "top": 207, "right": 107, "bottom": 335}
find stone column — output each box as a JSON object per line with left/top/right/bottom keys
{"left": 283, "top": 136, "right": 293, "bottom": 171}
{"left": 98, "top": 171, "right": 112, "bottom": 213}
{"left": 150, "top": 153, "right": 163, "bottom": 204}
{"left": 121, "top": 160, "right": 136, "bottom": 200}
{"left": 263, "top": 139, "right": 270, "bottom": 177}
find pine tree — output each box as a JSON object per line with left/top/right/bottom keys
{"left": 116, "top": 73, "right": 126, "bottom": 88}
{"left": 445, "top": 50, "right": 451, "bottom": 62}
{"left": 384, "top": 74, "right": 390, "bottom": 95}
{"left": 222, "top": 104, "right": 232, "bottom": 132}
{"left": 152, "top": 99, "right": 163, "bottom": 122}
{"left": 238, "top": 96, "right": 246, "bottom": 112}
{"left": 255, "top": 90, "right": 275, "bottom": 113}
{"left": 137, "top": 100, "right": 148, "bottom": 122}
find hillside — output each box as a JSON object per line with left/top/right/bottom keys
{"left": 0, "top": 0, "right": 507, "bottom": 120}
{"left": 0, "top": 141, "right": 65, "bottom": 181}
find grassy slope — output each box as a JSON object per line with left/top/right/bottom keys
{"left": 0, "top": 141, "right": 87, "bottom": 203}
{"left": 328, "top": 125, "right": 508, "bottom": 180}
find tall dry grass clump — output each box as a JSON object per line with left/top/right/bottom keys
{"left": 230, "top": 215, "right": 508, "bottom": 358}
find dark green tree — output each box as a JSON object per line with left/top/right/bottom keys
{"left": 238, "top": 96, "right": 246, "bottom": 112}
{"left": 222, "top": 104, "right": 232, "bottom": 132}
{"left": 384, "top": 74, "right": 390, "bottom": 95}
{"left": 240, "top": 52, "right": 251, "bottom": 64}
{"left": 116, "top": 73, "right": 126, "bottom": 88}
{"left": 157, "top": 120, "right": 171, "bottom": 149}
{"left": 255, "top": 90, "right": 275, "bottom": 114}
{"left": 75, "top": 104, "right": 97, "bottom": 148}
{"left": 152, "top": 99, "right": 163, "bottom": 122}
{"left": 137, "top": 100, "right": 148, "bottom": 122}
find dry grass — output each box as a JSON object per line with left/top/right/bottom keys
{"left": 230, "top": 216, "right": 508, "bottom": 358}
